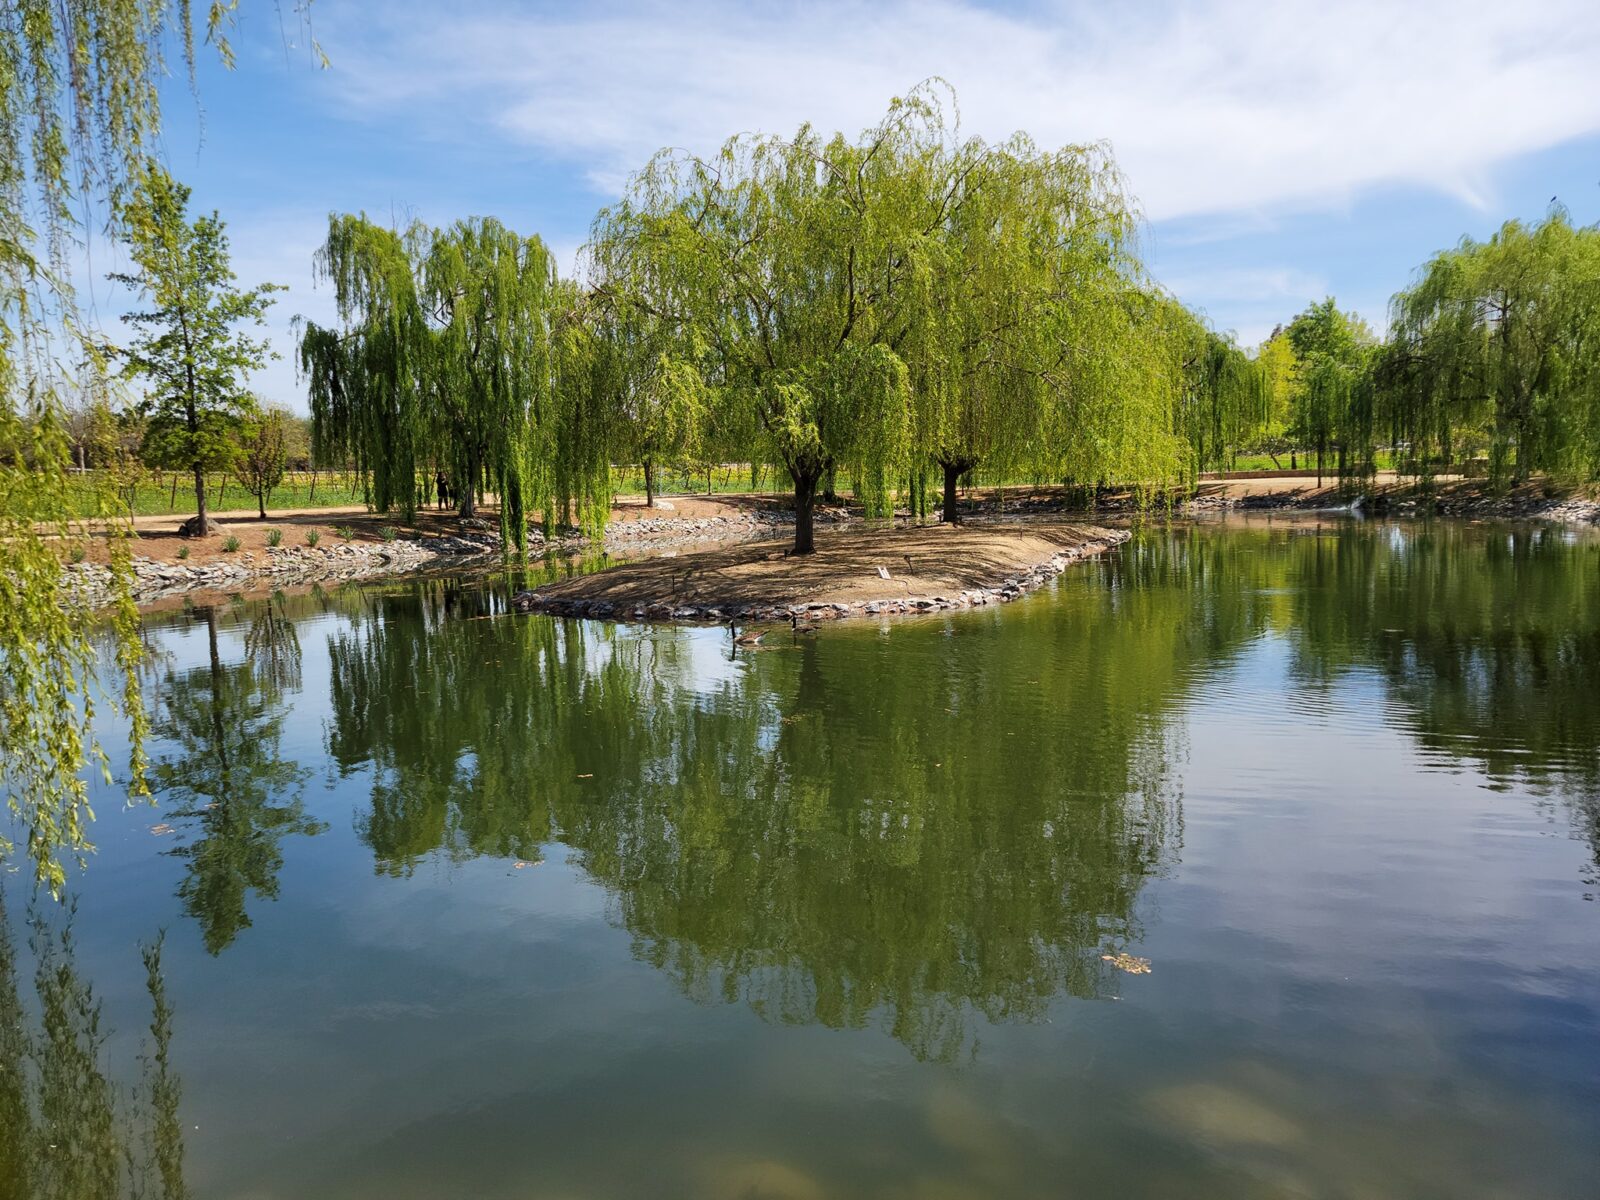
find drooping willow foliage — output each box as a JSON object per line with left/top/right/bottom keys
{"left": 586, "top": 82, "right": 1190, "bottom": 548}
{"left": 1163, "top": 299, "right": 1273, "bottom": 478}
{"left": 0, "top": 1, "right": 300, "bottom": 891}
{"left": 299, "top": 215, "right": 610, "bottom": 548}
{"left": 1382, "top": 212, "right": 1600, "bottom": 487}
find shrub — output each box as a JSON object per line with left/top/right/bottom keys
{"left": 266, "top": 527, "right": 283, "bottom": 547}
{"left": 176, "top": 546, "right": 190, "bottom": 561}
{"left": 380, "top": 526, "right": 398, "bottom": 543}
{"left": 337, "top": 525, "right": 355, "bottom": 541}
{"left": 221, "top": 536, "right": 241, "bottom": 553}
{"left": 305, "top": 530, "right": 321, "bottom": 547}
{"left": 69, "top": 547, "right": 86, "bottom": 563}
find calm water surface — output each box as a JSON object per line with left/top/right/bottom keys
{"left": 4, "top": 515, "right": 1598, "bottom": 1198}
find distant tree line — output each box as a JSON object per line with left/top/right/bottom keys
{"left": 1186, "top": 212, "right": 1600, "bottom": 489}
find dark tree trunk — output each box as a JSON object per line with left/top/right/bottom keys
{"left": 940, "top": 458, "right": 975, "bottom": 525}
{"left": 458, "top": 457, "right": 476, "bottom": 519}
{"left": 791, "top": 465, "right": 822, "bottom": 555}
{"left": 643, "top": 458, "right": 655, "bottom": 508}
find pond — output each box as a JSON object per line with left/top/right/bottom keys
{"left": 3, "top": 515, "right": 1598, "bottom": 1199}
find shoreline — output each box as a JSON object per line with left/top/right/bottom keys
{"left": 57, "top": 475, "right": 1600, "bottom": 611}
{"left": 511, "top": 522, "right": 1127, "bottom": 625}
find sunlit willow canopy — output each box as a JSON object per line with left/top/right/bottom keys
{"left": 1, "top": 0, "right": 309, "bottom": 891}
{"left": 1378, "top": 211, "right": 1600, "bottom": 487}
{"left": 585, "top": 82, "right": 1192, "bottom": 550}
{"left": 297, "top": 215, "right": 608, "bottom": 548}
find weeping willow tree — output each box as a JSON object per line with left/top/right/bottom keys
{"left": 1382, "top": 212, "right": 1600, "bottom": 487}
{"left": 1163, "top": 301, "right": 1272, "bottom": 476}
{"left": 886, "top": 89, "right": 1187, "bottom": 519}
{"left": 300, "top": 215, "right": 605, "bottom": 549}
{"left": 1279, "top": 298, "right": 1377, "bottom": 486}
{"left": 588, "top": 94, "right": 946, "bottom": 552}
{"left": 1, "top": 1, "right": 307, "bottom": 891}
{"left": 588, "top": 83, "right": 1194, "bottom": 543}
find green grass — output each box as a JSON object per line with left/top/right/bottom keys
{"left": 67, "top": 470, "right": 368, "bottom": 518}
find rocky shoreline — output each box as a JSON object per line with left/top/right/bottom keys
{"left": 62, "top": 480, "right": 1597, "bottom": 611}
{"left": 65, "top": 531, "right": 502, "bottom": 607}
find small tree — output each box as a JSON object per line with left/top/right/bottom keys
{"left": 113, "top": 165, "right": 280, "bottom": 535}
{"left": 234, "top": 405, "right": 292, "bottom": 518}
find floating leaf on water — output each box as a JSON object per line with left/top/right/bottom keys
{"left": 1102, "top": 952, "right": 1151, "bottom": 975}
{"left": 149, "top": 823, "right": 174, "bottom": 836}
{"left": 576, "top": 773, "right": 593, "bottom": 779}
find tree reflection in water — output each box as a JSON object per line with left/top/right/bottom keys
{"left": 150, "top": 595, "right": 321, "bottom": 955}
{"left": 0, "top": 888, "right": 187, "bottom": 1199}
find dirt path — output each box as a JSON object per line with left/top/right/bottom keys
{"left": 516, "top": 521, "right": 1125, "bottom": 623}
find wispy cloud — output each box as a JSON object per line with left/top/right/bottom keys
{"left": 319, "top": 0, "right": 1600, "bottom": 220}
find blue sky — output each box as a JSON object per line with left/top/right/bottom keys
{"left": 83, "top": 0, "right": 1600, "bottom": 410}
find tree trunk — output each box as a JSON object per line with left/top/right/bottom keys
{"left": 188, "top": 464, "right": 213, "bottom": 537}
{"left": 458, "top": 460, "right": 476, "bottom": 519}
{"left": 940, "top": 459, "right": 975, "bottom": 525}
{"left": 258, "top": 492, "right": 267, "bottom": 520}
{"left": 791, "top": 466, "right": 822, "bottom": 555}
{"left": 643, "top": 458, "right": 655, "bottom": 508}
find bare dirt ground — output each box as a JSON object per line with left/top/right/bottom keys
{"left": 522, "top": 521, "right": 1121, "bottom": 620}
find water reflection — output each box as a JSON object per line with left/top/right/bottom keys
{"left": 136, "top": 518, "right": 1600, "bottom": 1012}
{"left": 0, "top": 888, "right": 187, "bottom": 1199}
{"left": 150, "top": 599, "right": 321, "bottom": 955}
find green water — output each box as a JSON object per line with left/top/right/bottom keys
{"left": 3, "top": 515, "right": 1598, "bottom": 1198}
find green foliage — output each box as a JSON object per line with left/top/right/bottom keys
{"left": 588, "top": 84, "right": 1189, "bottom": 544}
{"left": 150, "top": 602, "right": 321, "bottom": 953}
{"left": 0, "top": 894, "right": 193, "bottom": 1195}
{"left": 221, "top": 535, "right": 240, "bottom": 553}
{"left": 380, "top": 525, "right": 398, "bottom": 543}
{"left": 305, "top": 529, "right": 321, "bottom": 547}
{"left": 1383, "top": 211, "right": 1600, "bottom": 487}
{"left": 0, "top": 406, "right": 148, "bottom": 895}
{"left": 177, "top": 545, "right": 190, "bottom": 561}
{"left": 300, "top": 213, "right": 603, "bottom": 548}
{"left": 233, "top": 404, "right": 293, "bottom": 518}
{"left": 266, "top": 527, "right": 283, "bottom": 547}
{"left": 113, "top": 164, "right": 281, "bottom": 533}
{"left": 336, "top": 524, "right": 354, "bottom": 541}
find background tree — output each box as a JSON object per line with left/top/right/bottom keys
{"left": 234, "top": 403, "right": 293, "bottom": 518}
{"left": 587, "top": 101, "right": 928, "bottom": 553}
{"left": 1383, "top": 212, "right": 1600, "bottom": 487}
{"left": 301, "top": 215, "right": 605, "bottom": 547}
{"left": 1284, "top": 298, "right": 1376, "bottom": 485}
{"left": 113, "top": 165, "right": 280, "bottom": 535}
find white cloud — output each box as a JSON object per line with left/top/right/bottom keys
{"left": 320, "top": 0, "right": 1600, "bottom": 221}
{"left": 1163, "top": 267, "right": 1330, "bottom": 306}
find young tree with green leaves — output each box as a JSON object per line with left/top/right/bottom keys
{"left": 113, "top": 165, "right": 280, "bottom": 535}
{"left": 234, "top": 403, "right": 293, "bottom": 518}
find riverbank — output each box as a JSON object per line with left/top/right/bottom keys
{"left": 511, "top": 522, "right": 1126, "bottom": 624}
{"left": 58, "top": 473, "right": 1599, "bottom": 609}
